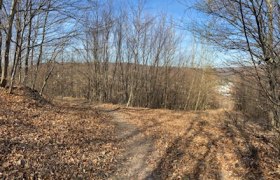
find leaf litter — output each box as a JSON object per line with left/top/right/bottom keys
{"left": 0, "top": 87, "right": 279, "bottom": 179}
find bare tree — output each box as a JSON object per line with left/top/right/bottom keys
{"left": 23, "top": 0, "right": 34, "bottom": 85}
{"left": 1, "top": 0, "right": 18, "bottom": 87}
{"left": 31, "top": 0, "right": 51, "bottom": 90}
{"left": 2, "top": 0, "right": 217, "bottom": 111}
{"left": 69, "top": 0, "right": 218, "bottom": 110}
{"left": 0, "top": 0, "right": 3, "bottom": 76}
{"left": 192, "top": 0, "right": 280, "bottom": 129}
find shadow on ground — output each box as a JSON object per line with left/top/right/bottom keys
{"left": 1, "top": 95, "right": 279, "bottom": 179}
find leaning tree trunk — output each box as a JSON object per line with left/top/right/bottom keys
{"left": 40, "top": 63, "right": 55, "bottom": 96}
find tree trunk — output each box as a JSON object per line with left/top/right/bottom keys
{"left": 265, "top": 0, "right": 280, "bottom": 129}
{"left": 32, "top": 1, "right": 50, "bottom": 90}
{"left": 126, "top": 86, "right": 133, "bottom": 107}
{"left": 40, "top": 64, "right": 55, "bottom": 96}
{"left": 1, "top": 0, "right": 17, "bottom": 87}
{"left": 0, "top": 0, "right": 2, "bottom": 76}
{"left": 23, "top": 0, "right": 33, "bottom": 85}
{"left": 9, "top": 7, "right": 24, "bottom": 94}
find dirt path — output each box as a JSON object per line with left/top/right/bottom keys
{"left": 1, "top": 91, "right": 279, "bottom": 179}
{"left": 105, "top": 110, "right": 156, "bottom": 179}
{"left": 101, "top": 106, "right": 279, "bottom": 180}
{"left": 58, "top": 101, "right": 278, "bottom": 180}
{"left": 56, "top": 101, "right": 157, "bottom": 179}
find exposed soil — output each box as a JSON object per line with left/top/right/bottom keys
{"left": 0, "top": 88, "right": 279, "bottom": 179}
{"left": 108, "top": 110, "right": 154, "bottom": 179}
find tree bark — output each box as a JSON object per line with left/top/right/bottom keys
{"left": 1, "top": 0, "right": 17, "bottom": 87}
{"left": 40, "top": 63, "right": 55, "bottom": 96}
{"left": 32, "top": 1, "right": 50, "bottom": 90}
{"left": 23, "top": 0, "right": 33, "bottom": 85}
{"left": 0, "top": 0, "right": 3, "bottom": 76}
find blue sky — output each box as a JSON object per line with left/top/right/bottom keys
{"left": 112, "top": 0, "right": 198, "bottom": 23}
{"left": 142, "top": 0, "right": 229, "bottom": 67}
{"left": 144, "top": 0, "right": 188, "bottom": 18}
{"left": 140, "top": 0, "right": 226, "bottom": 66}
{"left": 102, "top": 0, "right": 227, "bottom": 67}
{"left": 126, "top": 0, "right": 197, "bottom": 22}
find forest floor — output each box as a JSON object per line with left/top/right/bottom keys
{"left": 0, "top": 87, "right": 280, "bottom": 179}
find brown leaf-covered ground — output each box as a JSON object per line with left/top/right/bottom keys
{"left": 0, "top": 87, "right": 120, "bottom": 179}
{"left": 0, "top": 87, "right": 279, "bottom": 179}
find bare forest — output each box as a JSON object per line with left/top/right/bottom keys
{"left": 0, "top": 0, "right": 279, "bottom": 179}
